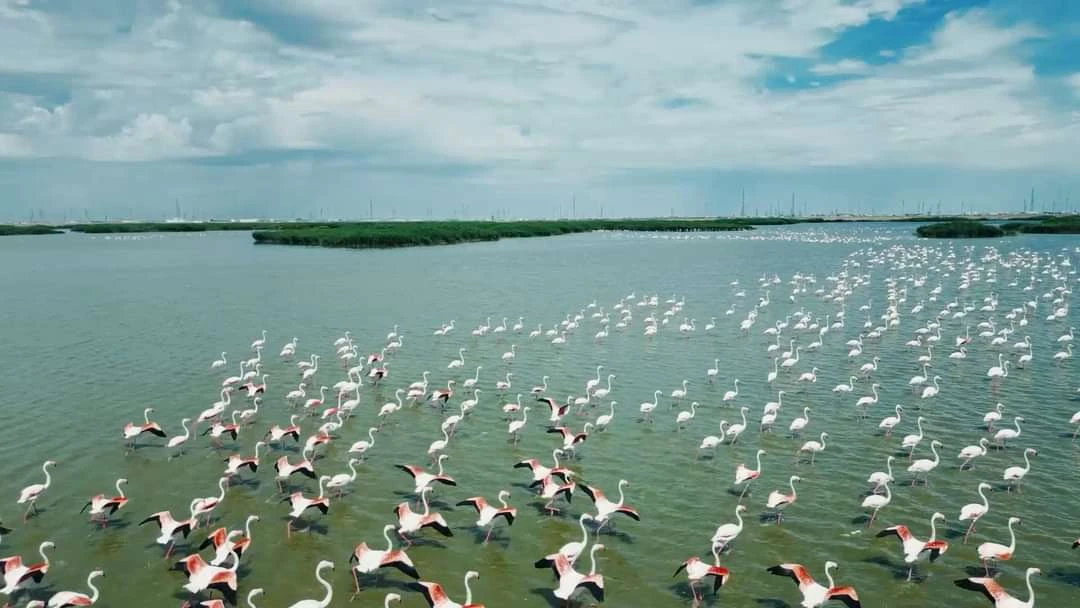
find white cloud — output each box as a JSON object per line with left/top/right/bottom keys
{"left": 0, "top": 0, "right": 1073, "bottom": 183}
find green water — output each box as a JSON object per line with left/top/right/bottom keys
{"left": 1, "top": 226, "right": 1077, "bottom": 607}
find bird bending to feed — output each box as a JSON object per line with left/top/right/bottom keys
{"left": 767, "top": 561, "right": 861, "bottom": 607}
{"left": 876, "top": 512, "right": 949, "bottom": 580}
{"left": 955, "top": 567, "right": 1040, "bottom": 608}
{"left": 674, "top": 546, "right": 730, "bottom": 602}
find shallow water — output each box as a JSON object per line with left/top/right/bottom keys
{"left": 1, "top": 225, "right": 1077, "bottom": 607}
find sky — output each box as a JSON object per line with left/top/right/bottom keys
{"left": 1, "top": 0, "right": 1079, "bottom": 221}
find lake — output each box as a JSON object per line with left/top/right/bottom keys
{"left": 1, "top": 224, "right": 1077, "bottom": 607}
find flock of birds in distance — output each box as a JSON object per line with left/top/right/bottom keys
{"left": 3, "top": 241, "right": 1079, "bottom": 608}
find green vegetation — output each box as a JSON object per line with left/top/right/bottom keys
{"left": 0, "top": 224, "right": 63, "bottom": 236}
{"left": 1000, "top": 215, "right": 1080, "bottom": 234}
{"left": 64, "top": 221, "right": 343, "bottom": 234}
{"left": 252, "top": 219, "right": 755, "bottom": 249}
{"left": 915, "top": 220, "right": 1005, "bottom": 238}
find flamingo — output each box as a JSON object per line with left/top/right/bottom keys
{"left": 285, "top": 560, "right": 334, "bottom": 608}
{"left": 867, "top": 456, "right": 895, "bottom": 493}
{"left": 976, "top": 517, "right": 1020, "bottom": 575}
{"left": 767, "top": 561, "right": 861, "bottom": 608}
{"left": 789, "top": 407, "right": 811, "bottom": 437}
{"left": 706, "top": 359, "right": 720, "bottom": 382}
{"left": 531, "top": 376, "right": 549, "bottom": 395}
{"left": 594, "top": 401, "right": 616, "bottom": 430}
{"left": 1002, "top": 448, "right": 1036, "bottom": 492}
{"left": 281, "top": 475, "right": 331, "bottom": 537}
{"left": 514, "top": 449, "right": 572, "bottom": 484}
{"left": 192, "top": 476, "right": 230, "bottom": 525}
{"left": 199, "top": 515, "right": 259, "bottom": 565}
{"left": 722, "top": 379, "right": 740, "bottom": 402}
{"left": 139, "top": 500, "right": 198, "bottom": 558}
{"left": 264, "top": 420, "right": 301, "bottom": 450}
{"left": 955, "top": 567, "right": 1040, "bottom": 608}
{"left": 271, "top": 450, "right": 314, "bottom": 491}
{"left": 580, "top": 479, "right": 640, "bottom": 533}
{"left": 396, "top": 454, "right": 457, "bottom": 495}
{"left": 0, "top": 541, "right": 54, "bottom": 600}
{"left": 394, "top": 487, "right": 452, "bottom": 544}
{"left": 349, "top": 525, "right": 419, "bottom": 594}
{"left": 993, "top": 416, "right": 1024, "bottom": 447}
{"left": 832, "top": 376, "right": 857, "bottom": 393}
{"left": 797, "top": 432, "right": 828, "bottom": 464}
{"left": 878, "top": 405, "right": 902, "bottom": 436}
{"left": 710, "top": 505, "right": 746, "bottom": 550}
{"left": 122, "top": 408, "right": 167, "bottom": 450}
{"left": 901, "top": 416, "right": 927, "bottom": 458}
{"left": 766, "top": 475, "right": 800, "bottom": 524}
{"left": 223, "top": 441, "right": 264, "bottom": 479}
{"left": 411, "top": 570, "right": 483, "bottom": 608}
{"left": 325, "top": 458, "right": 361, "bottom": 496}
{"left": 210, "top": 352, "right": 227, "bottom": 370}
{"left": 953, "top": 435, "right": 990, "bottom": 470}
{"left": 670, "top": 379, "right": 689, "bottom": 402}
{"left": 463, "top": 366, "right": 482, "bottom": 389}
{"left": 855, "top": 383, "right": 880, "bottom": 412}
{"left": 959, "top": 482, "right": 993, "bottom": 543}
{"left": 536, "top": 543, "right": 604, "bottom": 604}
{"left": 639, "top": 390, "right": 662, "bottom": 421}
{"left": 447, "top": 348, "right": 466, "bottom": 369}
{"left": 725, "top": 406, "right": 749, "bottom": 443}
{"left": 675, "top": 402, "right": 698, "bottom": 429}
{"left": 876, "top": 512, "right": 949, "bottom": 581}
{"left": 17, "top": 460, "right": 56, "bottom": 522}
{"left": 507, "top": 407, "right": 529, "bottom": 443}
{"left": 907, "top": 440, "right": 942, "bottom": 486}
{"left": 860, "top": 480, "right": 891, "bottom": 526}
{"left": 673, "top": 546, "right": 730, "bottom": 602}
{"left": 80, "top": 478, "right": 128, "bottom": 527}
{"left": 348, "top": 427, "right": 379, "bottom": 459}
{"left": 537, "top": 474, "right": 576, "bottom": 515}
{"left": 733, "top": 449, "right": 765, "bottom": 500}
{"left": 457, "top": 491, "right": 516, "bottom": 543}
{"left": 585, "top": 366, "right": 603, "bottom": 393}
{"left": 36, "top": 568, "right": 104, "bottom": 607}
{"left": 983, "top": 403, "right": 1005, "bottom": 431}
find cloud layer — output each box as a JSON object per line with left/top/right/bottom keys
{"left": 0, "top": 0, "right": 1078, "bottom": 218}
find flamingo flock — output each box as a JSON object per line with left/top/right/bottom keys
{"left": 2, "top": 236, "right": 1077, "bottom": 607}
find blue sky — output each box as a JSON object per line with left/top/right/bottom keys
{"left": 1, "top": 0, "right": 1078, "bottom": 221}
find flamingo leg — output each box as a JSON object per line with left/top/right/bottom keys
{"left": 164, "top": 541, "right": 174, "bottom": 559}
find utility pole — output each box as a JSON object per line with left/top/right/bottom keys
{"left": 740, "top": 187, "right": 746, "bottom": 217}
{"left": 1030, "top": 187, "right": 1035, "bottom": 212}
{"left": 790, "top": 192, "right": 796, "bottom": 217}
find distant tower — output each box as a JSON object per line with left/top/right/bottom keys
{"left": 740, "top": 187, "right": 746, "bottom": 217}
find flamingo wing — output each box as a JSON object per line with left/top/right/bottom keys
{"left": 924, "top": 540, "right": 949, "bottom": 561}
{"left": 576, "top": 575, "right": 605, "bottom": 602}
{"left": 767, "top": 563, "right": 814, "bottom": 587}
{"left": 827, "top": 586, "right": 862, "bottom": 608}
{"left": 546, "top": 426, "right": 572, "bottom": 440}
{"left": 411, "top": 581, "right": 450, "bottom": 608}
{"left": 206, "top": 573, "right": 237, "bottom": 606}
{"left": 382, "top": 550, "right": 420, "bottom": 579}
{"left": 875, "top": 525, "right": 913, "bottom": 543}
{"left": 395, "top": 464, "right": 424, "bottom": 479}
{"left": 0, "top": 556, "right": 22, "bottom": 575}
{"left": 955, "top": 577, "right": 1010, "bottom": 604}
{"left": 421, "top": 515, "right": 453, "bottom": 537}
{"left": 615, "top": 505, "right": 641, "bottom": 520}
{"left": 709, "top": 567, "right": 731, "bottom": 593}
{"left": 578, "top": 484, "right": 601, "bottom": 503}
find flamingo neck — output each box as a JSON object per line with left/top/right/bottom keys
{"left": 1007, "top": 521, "right": 1017, "bottom": 552}
{"left": 42, "top": 464, "right": 52, "bottom": 489}
{"left": 1024, "top": 571, "right": 1036, "bottom": 606}
{"left": 245, "top": 518, "right": 255, "bottom": 540}
{"left": 789, "top": 479, "right": 798, "bottom": 497}
{"left": 579, "top": 517, "right": 589, "bottom": 544}
{"left": 316, "top": 566, "right": 333, "bottom": 607}
{"left": 39, "top": 543, "right": 51, "bottom": 566}
{"left": 116, "top": 480, "right": 126, "bottom": 498}
{"left": 86, "top": 573, "right": 101, "bottom": 604}
{"left": 317, "top": 477, "right": 326, "bottom": 498}
{"left": 979, "top": 486, "right": 989, "bottom": 507}
{"left": 929, "top": 517, "right": 938, "bottom": 542}
{"left": 615, "top": 483, "right": 626, "bottom": 507}
{"left": 463, "top": 575, "right": 474, "bottom": 605}
{"left": 825, "top": 565, "right": 836, "bottom": 589}
{"left": 755, "top": 451, "right": 764, "bottom": 472}
{"left": 588, "top": 546, "right": 601, "bottom": 575}
{"left": 420, "top": 491, "right": 430, "bottom": 516}
{"left": 383, "top": 526, "right": 394, "bottom": 552}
